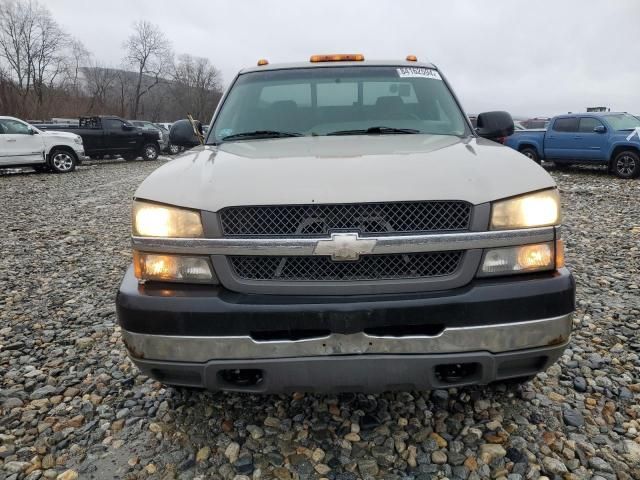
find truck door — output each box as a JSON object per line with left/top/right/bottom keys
{"left": 0, "top": 118, "right": 44, "bottom": 165}
{"left": 544, "top": 117, "right": 578, "bottom": 160}
{"left": 104, "top": 118, "right": 138, "bottom": 153}
{"left": 575, "top": 117, "right": 608, "bottom": 161}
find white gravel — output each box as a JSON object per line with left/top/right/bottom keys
{"left": 1, "top": 160, "right": 639, "bottom": 480}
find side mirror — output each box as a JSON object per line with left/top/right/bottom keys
{"left": 122, "top": 123, "right": 134, "bottom": 131}
{"left": 476, "top": 111, "right": 514, "bottom": 140}
{"left": 593, "top": 125, "right": 606, "bottom": 133}
{"left": 28, "top": 127, "right": 36, "bottom": 135}
{"left": 169, "top": 119, "right": 203, "bottom": 148}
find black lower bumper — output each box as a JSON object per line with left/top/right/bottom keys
{"left": 116, "top": 266, "right": 575, "bottom": 337}
{"left": 130, "top": 345, "right": 567, "bottom": 393}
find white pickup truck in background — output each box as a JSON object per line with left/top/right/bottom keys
{"left": 0, "top": 116, "right": 85, "bottom": 173}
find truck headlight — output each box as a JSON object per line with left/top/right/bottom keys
{"left": 132, "top": 200, "right": 203, "bottom": 237}
{"left": 478, "top": 240, "right": 565, "bottom": 277}
{"left": 133, "top": 251, "right": 215, "bottom": 283}
{"left": 490, "top": 189, "right": 561, "bottom": 230}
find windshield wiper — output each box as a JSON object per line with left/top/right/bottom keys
{"left": 221, "top": 130, "right": 303, "bottom": 141}
{"left": 326, "top": 126, "right": 421, "bottom": 136}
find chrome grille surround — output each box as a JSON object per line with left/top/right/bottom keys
{"left": 132, "top": 224, "right": 558, "bottom": 295}
{"left": 229, "top": 251, "right": 464, "bottom": 282}
{"left": 220, "top": 201, "right": 471, "bottom": 237}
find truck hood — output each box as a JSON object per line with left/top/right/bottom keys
{"left": 135, "top": 134, "right": 556, "bottom": 211}
{"left": 39, "top": 129, "right": 80, "bottom": 140}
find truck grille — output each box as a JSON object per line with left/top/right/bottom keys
{"left": 220, "top": 201, "right": 471, "bottom": 237}
{"left": 229, "top": 251, "right": 463, "bottom": 281}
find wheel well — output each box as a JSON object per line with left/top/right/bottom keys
{"left": 610, "top": 145, "right": 639, "bottom": 164}
{"left": 518, "top": 144, "right": 539, "bottom": 155}
{"left": 47, "top": 145, "right": 78, "bottom": 164}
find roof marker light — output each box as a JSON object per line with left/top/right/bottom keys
{"left": 406, "top": 55, "right": 418, "bottom": 61}
{"left": 257, "top": 59, "right": 269, "bottom": 66}
{"left": 310, "top": 53, "right": 364, "bottom": 63}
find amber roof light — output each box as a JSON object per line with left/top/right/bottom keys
{"left": 310, "top": 53, "right": 364, "bottom": 63}
{"left": 406, "top": 55, "right": 418, "bottom": 61}
{"left": 257, "top": 59, "right": 269, "bottom": 66}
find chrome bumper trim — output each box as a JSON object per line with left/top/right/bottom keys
{"left": 121, "top": 313, "right": 572, "bottom": 363}
{"left": 131, "top": 226, "right": 556, "bottom": 256}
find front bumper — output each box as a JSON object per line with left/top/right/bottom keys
{"left": 117, "top": 267, "right": 574, "bottom": 392}
{"left": 73, "top": 147, "right": 86, "bottom": 162}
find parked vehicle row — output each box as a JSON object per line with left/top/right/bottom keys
{"left": 37, "top": 116, "right": 162, "bottom": 161}
{"left": 152, "top": 123, "right": 182, "bottom": 155}
{"left": 130, "top": 120, "right": 169, "bottom": 152}
{"left": 520, "top": 117, "right": 550, "bottom": 129}
{"left": 505, "top": 112, "right": 640, "bottom": 178}
{"left": 0, "top": 116, "right": 84, "bottom": 173}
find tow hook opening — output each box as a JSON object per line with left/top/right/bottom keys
{"left": 218, "top": 369, "right": 264, "bottom": 388}
{"left": 435, "top": 362, "right": 480, "bottom": 384}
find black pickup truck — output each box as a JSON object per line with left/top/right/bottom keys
{"left": 38, "top": 116, "right": 161, "bottom": 161}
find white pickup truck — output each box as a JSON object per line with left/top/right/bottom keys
{"left": 118, "top": 55, "right": 575, "bottom": 393}
{"left": 0, "top": 116, "right": 84, "bottom": 173}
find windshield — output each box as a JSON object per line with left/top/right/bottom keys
{"left": 210, "top": 66, "right": 469, "bottom": 143}
{"left": 604, "top": 113, "right": 640, "bottom": 130}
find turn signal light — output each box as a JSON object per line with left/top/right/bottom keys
{"left": 133, "top": 251, "right": 215, "bottom": 284}
{"left": 406, "top": 55, "right": 418, "bottom": 61}
{"left": 257, "top": 59, "right": 269, "bottom": 66}
{"left": 310, "top": 53, "right": 364, "bottom": 62}
{"left": 478, "top": 242, "right": 555, "bottom": 277}
{"left": 517, "top": 244, "right": 553, "bottom": 270}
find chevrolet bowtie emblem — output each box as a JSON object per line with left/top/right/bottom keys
{"left": 313, "top": 232, "right": 377, "bottom": 261}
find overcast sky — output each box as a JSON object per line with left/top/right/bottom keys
{"left": 47, "top": 0, "right": 640, "bottom": 117}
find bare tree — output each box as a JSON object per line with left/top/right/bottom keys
{"left": 123, "top": 20, "right": 172, "bottom": 119}
{"left": 171, "top": 54, "right": 222, "bottom": 121}
{"left": 114, "top": 68, "right": 132, "bottom": 118}
{"left": 29, "top": 5, "right": 69, "bottom": 104}
{"left": 0, "top": 64, "right": 21, "bottom": 113}
{"left": 0, "top": 3, "right": 223, "bottom": 121}
{"left": 0, "top": 0, "right": 69, "bottom": 112}
{"left": 83, "top": 62, "right": 116, "bottom": 112}
{"left": 0, "top": 0, "right": 35, "bottom": 93}
{"left": 64, "top": 38, "right": 90, "bottom": 94}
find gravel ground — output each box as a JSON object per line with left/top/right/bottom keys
{"left": 1, "top": 160, "right": 639, "bottom": 480}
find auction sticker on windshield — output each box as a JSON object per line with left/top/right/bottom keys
{"left": 397, "top": 67, "right": 442, "bottom": 80}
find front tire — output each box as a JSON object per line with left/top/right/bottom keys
{"left": 142, "top": 144, "right": 159, "bottom": 161}
{"left": 168, "top": 143, "right": 181, "bottom": 155}
{"left": 611, "top": 150, "right": 640, "bottom": 179}
{"left": 520, "top": 147, "right": 540, "bottom": 164}
{"left": 49, "top": 149, "right": 77, "bottom": 173}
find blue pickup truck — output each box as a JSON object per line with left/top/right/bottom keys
{"left": 504, "top": 112, "right": 640, "bottom": 178}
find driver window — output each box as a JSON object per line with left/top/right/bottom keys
{"left": 104, "top": 119, "right": 124, "bottom": 129}
{"left": 578, "top": 117, "right": 603, "bottom": 132}
{"left": 1, "top": 119, "right": 30, "bottom": 134}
